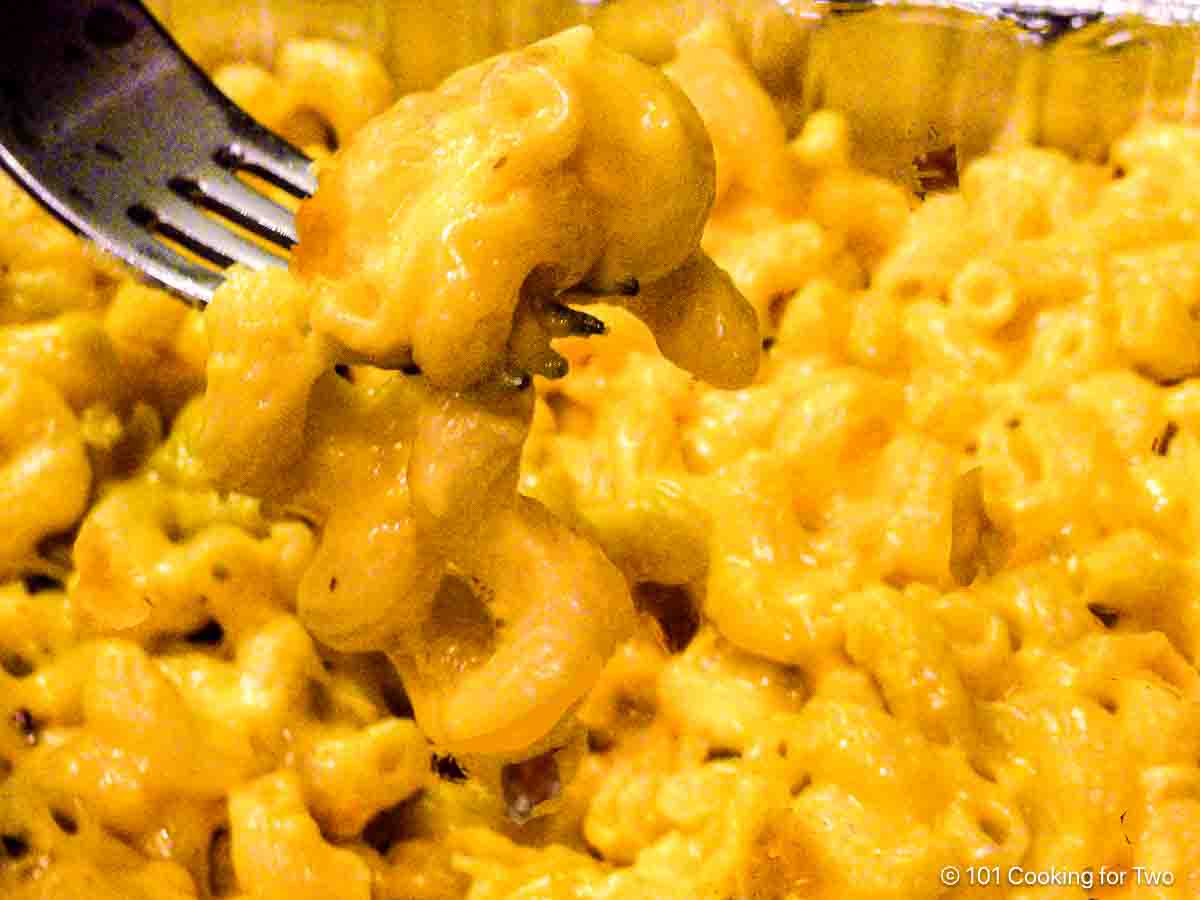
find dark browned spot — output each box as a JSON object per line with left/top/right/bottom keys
{"left": 1088, "top": 603, "right": 1120, "bottom": 629}
{"left": 431, "top": 754, "right": 466, "bottom": 783}
{"left": 868, "top": 673, "right": 892, "bottom": 716}
{"left": 50, "top": 809, "right": 77, "bottom": 835}
{"left": 378, "top": 664, "right": 414, "bottom": 719}
{"left": 35, "top": 531, "right": 75, "bottom": 570}
{"left": 1155, "top": 375, "right": 1187, "bottom": 388}
{"left": 10, "top": 709, "right": 37, "bottom": 746}
{"left": 502, "top": 750, "right": 561, "bottom": 825}
{"left": 790, "top": 773, "right": 812, "bottom": 796}
{"left": 978, "top": 809, "right": 1010, "bottom": 846}
{"left": 1, "top": 833, "right": 28, "bottom": 859}
{"left": 208, "top": 827, "right": 237, "bottom": 897}
{"left": 211, "top": 563, "right": 230, "bottom": 582}
{"left": 1, "top": 654, "right": 32, "bottom": 678}
{"left": 184, "top": 619, "right": 224, "bottom": 646}
{"left": 586, "top": 730, "right": 614, "bottom": 754}
{"left": 362, "top": 806, "right": 404, "bottom": 855}
{"left": 1152, "top": 421, "right": 1179, "bottom": 457}
{"left": 635, "top": 583, "right": 700, "bottom": 654}
{"left": 913, "top": 144, "right": 959, "bottom": 199}
{"left": 21, "top": 574, "right": 62, "bottom": 594}
{"left": 971, "top": 757, "right": 999, "bottom": 783}
{"left": 362, "top": 793, "right": 422, "bottom": 855}
{"left": 766, "top": 292, "right": 792, "bottom": 330}
{"left": 704, "top": 747, "right": 741, "bottom": 762}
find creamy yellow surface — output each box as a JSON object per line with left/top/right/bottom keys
{"left": 199, "top": 27, "right": 757, "bottom": 760}
{"left": 4, "top": 11, "right": 1200, "bottom": 900}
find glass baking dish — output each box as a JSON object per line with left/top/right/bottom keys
{"left": 5, "top": 3, "right": 1200, "bottom": 897}
{"left": 152, "top": 0, "right": 1200, "bottom": 184}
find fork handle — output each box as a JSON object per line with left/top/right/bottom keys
{"left": 0, "top": 0, "right": 313, "bottom": 303}
{"left": 0, "top": 0, "right": 214, "bottom": 230}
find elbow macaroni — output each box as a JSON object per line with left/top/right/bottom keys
{"left": 3, "top": 8, "right": 1200, "bottom": 900}
{"left": 198, "top": 27, "right": 759, "bottom": 757}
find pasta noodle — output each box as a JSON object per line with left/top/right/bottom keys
{"left": 198, "top": 27, "right": 759, "bottom": 758}
{"left": 3, "top": 5, "right": 1200, "bottom": 900}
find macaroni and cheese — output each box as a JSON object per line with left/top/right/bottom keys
{"left": 2, "top": 7, "right": 1200, "bottom": 900}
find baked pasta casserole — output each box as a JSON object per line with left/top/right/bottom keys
{"left": 2, "top": 4, "right": 1200, "bottom": 899}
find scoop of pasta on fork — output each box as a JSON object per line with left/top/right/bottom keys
{"left": 289, "top": 24, "right": 760, "bottom": 390}
{"left": 198, "top": 27, "right": 759, "bottom": 766}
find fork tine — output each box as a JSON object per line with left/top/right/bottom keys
{"left": 0, "top": 0, "right": 317, "bottom": 306}
{"left": 146, "top": 197, "right": 289, "bottom": 271}
{"left": 221, "top": 132, "right": 318, "bottom": 199}
{"left": 178, "top": 170, "right": 298, "bottom": 247}
{"left": 127, "top": 238, "right": 225, "bottom": 306}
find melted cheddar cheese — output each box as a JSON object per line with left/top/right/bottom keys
{"left": 2, "top": 7, "right": 1200, "bottom": 900}
{"left": 197, "top": 26, "right": 758, "bottom": 758}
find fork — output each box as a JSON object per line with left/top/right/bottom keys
{"left": 0, "top": 0, "right": 317, "bottom": 306}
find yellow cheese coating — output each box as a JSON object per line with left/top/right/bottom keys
{"left": 2, "top": 10, "right": 1200, "bottom": 900}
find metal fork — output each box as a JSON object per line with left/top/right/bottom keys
{"left": 0, "top": 0, "right": 316, "bottom": 306}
